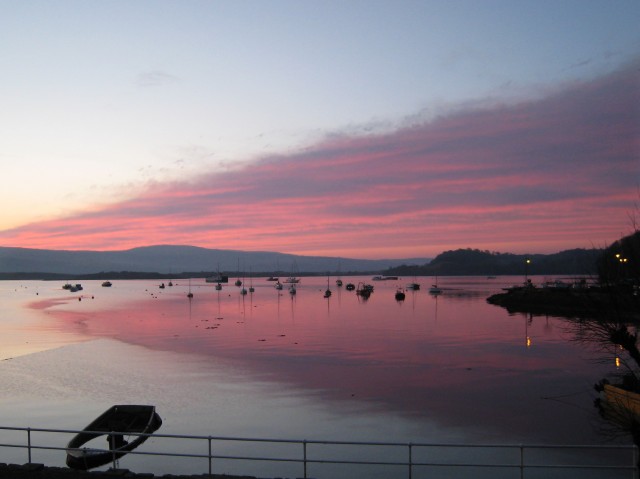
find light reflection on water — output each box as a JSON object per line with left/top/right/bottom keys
{"left": 0, "top": 276, "right": 627, "bottom": 476}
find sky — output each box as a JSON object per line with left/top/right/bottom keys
{"left": 0, "top": 1, "right": 639, "bottom": 259}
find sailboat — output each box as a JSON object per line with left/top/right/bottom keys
{"left": 240, "top": 271, "right": 247, "bottom": 295}
{"left": 235, "top": 258, "right": 242, "bottom": 287}
{"left": 187, "top": 278, "right": 193, "bottom": 298}
{"left": 324, "top": 273, "right": 332, "bottom": 298}
{"left": 428, "top": 274, "right": 442, "bottom": 295}
{"left": 207, "top": 263, "right": 227, "bottom": 285}
{"left": 249, "top": 268, "right": 255, "bottom": 293}
{"left": 284, "top": 260, "right": 300, "bottom": 283}
{"left": 406, "top": 276, "right": 420, "bottom": 290}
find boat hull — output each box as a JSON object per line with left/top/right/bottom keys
{"left": 66, "top": 405, "right": 162, "bottom": 470}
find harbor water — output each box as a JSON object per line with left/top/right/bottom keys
{"left": 0, "top": 276, "right": 631, "bottom": 478}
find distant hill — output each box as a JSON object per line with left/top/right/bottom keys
{"left": 385, "top": 248, "right": 601, "bottom": 276}
{"left": 0, "top": 245, "right": 430, "bottom": 278}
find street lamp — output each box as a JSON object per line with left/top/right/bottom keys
{"left": 525, "top": 258, "right": 531, "bottom": 285}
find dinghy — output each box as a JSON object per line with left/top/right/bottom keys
{"left": 66, "top": 405, "right": 162, "bottom": 470}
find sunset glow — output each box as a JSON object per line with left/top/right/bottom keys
{"left": 1, "top": 2, "right": 638, "bottom": 259}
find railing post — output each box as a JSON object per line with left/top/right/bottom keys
{"left": 303, "top": 440, "right": 307, "bottom": 479}
{"left": 27, "top": 428, "right": 32, "bottom": 463}
{"left": 110, "top": 434, "right": 117, "bottom": 469}
{"left": 520, "top": 444, "right": 524, "bottom": 479}
{"left": 408, "top": 443, "right": 413, "bottom": 479}
{"left": 208, "top": 436, "right": 212, "bottom": 476}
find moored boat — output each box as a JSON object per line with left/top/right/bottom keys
{"left": 66, "top": 405, "right": 162, "bottom": 470}
{"left": 205, "top": 274, "right": 228, "bottom": 283}
{"left": 428, "top": 285, "right": 442, "bottom": 295}
{"left": 356, "top": 282, "right": 374, "bottom": 298}
{"left": 324, "top": 273, "right": 332, "bottom": 298}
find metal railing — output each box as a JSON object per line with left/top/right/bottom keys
{"left": 0, "top": 425, "right": 637, "bottom": 478}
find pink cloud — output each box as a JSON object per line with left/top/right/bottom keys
{"left": 2, "top": 60, "right": 639, "bottom": 258}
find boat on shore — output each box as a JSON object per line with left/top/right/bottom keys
{"left": 66, "top": 405, "right": 162, "bottom": 470}
{"left": 595, "top": 379, "right": 640, "bottom": 431}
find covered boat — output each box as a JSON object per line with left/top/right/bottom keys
{"left": 66, "top": 405, "right": 162, "bottom": 470}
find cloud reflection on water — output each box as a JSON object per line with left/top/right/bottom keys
{"left": 28, "top": 276, "right": 616, "bottom": 445}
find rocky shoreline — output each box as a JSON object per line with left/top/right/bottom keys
{"left": 486, "top": 285, "right": 639, "bottom": 320}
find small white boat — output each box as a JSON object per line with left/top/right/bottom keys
{"left": 428, "top": 274, "right": 442, "bottom": 295}
{"left": 428, "top": 285, "right": 442, "bottom": 295}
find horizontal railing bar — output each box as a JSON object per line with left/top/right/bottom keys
{"left": 1, "top": 425, "right": 636, "bottom": 453}
{"left": 9, "top": 442, "right": 638, "bottom": 471}
{"left": 1, "top": 425, "right": 636, "bottom": 477}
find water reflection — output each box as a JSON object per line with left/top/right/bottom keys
{"left": 8, "top": 276, "right": 614, "bottom": 446}
{"left": 555, "top": 306, "right": 640, "bottom": 448}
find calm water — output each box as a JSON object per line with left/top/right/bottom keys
{"left": 0, "top": 276, "right": 630, "bottom": 477}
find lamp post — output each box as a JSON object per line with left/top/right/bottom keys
{"left": 525, "top": 258, "right": 531, "bottom": 286}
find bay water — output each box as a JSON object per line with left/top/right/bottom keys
{"left": 0, "top": 276, "right": 629, "bottom": 477}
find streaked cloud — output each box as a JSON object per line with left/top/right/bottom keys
{"left": 2, "top": 60, "right": 638, "bottom": 258}
{"left": 136, "top": 70, "right": 179, "bottom": 87}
